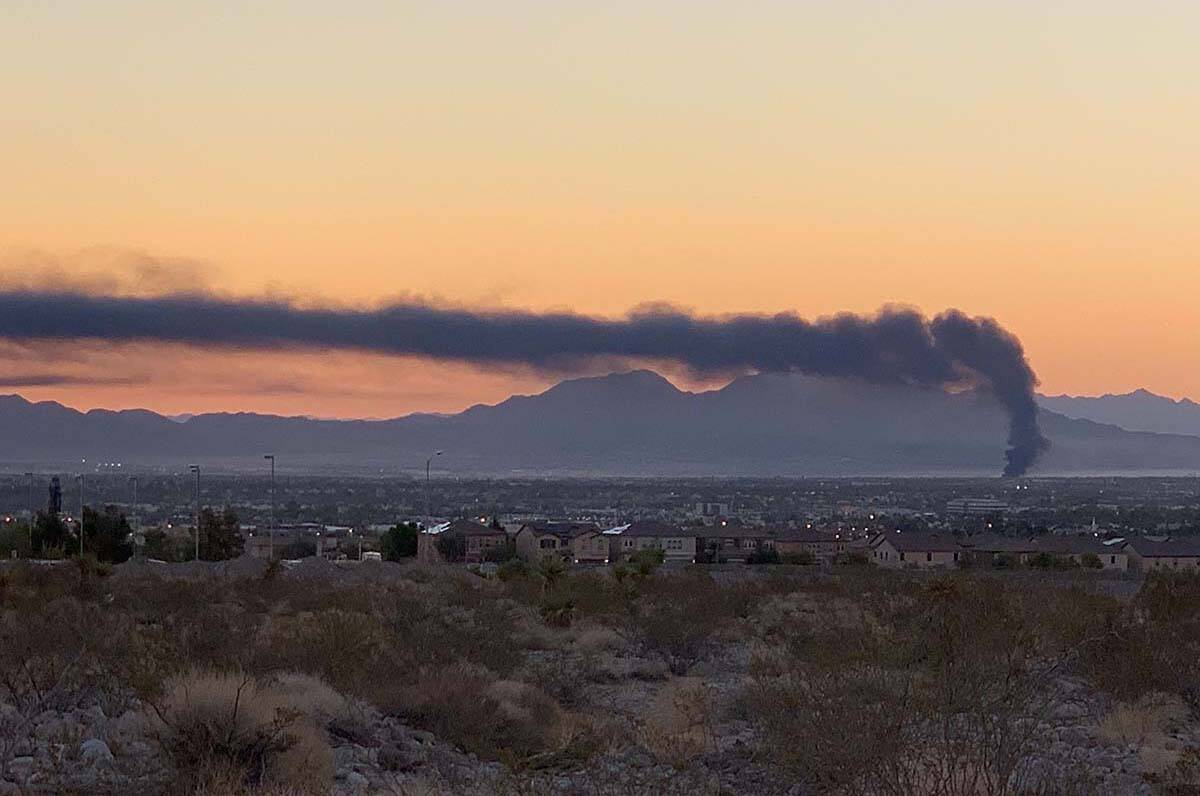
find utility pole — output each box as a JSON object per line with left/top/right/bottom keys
{"left": 425, "top": 450, "right": 443, "bottom": 531}
{"left": 76, "top": 474, "right": 85, "bottom": 558}
{"left": 25, "top": 472, "right": 33, "bottom": 555}
{"left": 188, "top": 465, "right": 200, "bottom": 561}
{"left": 264, "top": 454, "right": 275, "bottom": 559}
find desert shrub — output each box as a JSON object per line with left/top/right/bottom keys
{"left": 257, "top": 609, "right": 387, "bottom": 695}
{"left": 640, "top": 680, "right": 717, "bottom": 770}
{"left": 1072, "top": 572, "right": 1200, "bottom": 699}
{"left": 779, "top": 550, "right": 816, "bottom": 566}
{"left": 1078, "top": 552, "right": 1103, "bottom": 569}
{"left": 632, "top": 571, "right": 735, "bottom": 675}
{"left": 540, "top": 572, "right": 630, "bottom": 622}
{"left": 835, "top": 550, "right": 869, "bottom": 566}
{"left": 745, "top": 575, "right": 1055, "bottom": 795}
{"left": 992, "top": 552, "right": 1020, "bottom": 569}
{"left": 497, "top": 559, "right": 532, "bottom": 582}
{"left": 392, "top": 662, "right": 564, "bottom": 762}
{"left": 539, "top": 589, "right": 576, "bottom": 628}
{"left": 627, "top": 548, "right": 665, "bottom": 576}
{"left": 146, "top": 669, "right": 332, "bottom": 793}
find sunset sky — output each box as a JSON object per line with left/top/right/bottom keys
{"left": 2, "top": 1, "right": 1198, "bottom": 417}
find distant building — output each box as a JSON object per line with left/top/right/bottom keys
{"left": 514, "top": 521, "right": 607, "bottom": 564}
{"left": 1123, "top": 538, "right": 1200, "bottom": 572}
{"left": 871, "top": 532, "right": 962, "bottom": 568}
{"left": 773, "top": 529, "right": 848, "bottom": 563}
{"left": 946, "top": 498, "right": 1008, "bottom": 516}
{"left": 696, "top": 526, "right": 775, "bottom": 563}
{"left": 417, "top": 518, "right": 508, "bottom": 564}
{"left": 694, "top": 502, "right": 730, "bottom": 518}
{"left": 606, "top": 520, "right": 697, "bottom": 564}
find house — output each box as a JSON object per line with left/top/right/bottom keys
{"left": 773, "top": 529, "right": 847, "bottom": 563}
{"left": 417, "top": 519, "right": 509, "bottom": 564}
{"left": 697, "top": 526, "right": 776, "bottom": 563}
{"left": 871, "top": 532, "right": 963, "bottom": 568}
{"left": 514, "top": 521, "right": 608, "bottom": 564}
{"left": 1124, "top": 538, "right": 1200, "bottom": 572}
{"left": 607, "top": 520, "right": 698, "bottom": 564}
{"left": 1027, "top": 535, "right": 1129, "bottom": 571}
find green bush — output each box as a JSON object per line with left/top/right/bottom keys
{"left": 747, "top": 548, "right": 781, "bottom": 565}
{"left": 379, "top": 522, "right": 419, "bottom": 560}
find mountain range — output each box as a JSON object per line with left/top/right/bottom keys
{"left": 1037, "top": 390, "right": 1200, "bottom": 437}
{"left": 2, "top": 372, "right": 1199, "bottom": 476}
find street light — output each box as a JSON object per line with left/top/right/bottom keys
{"left": 264, "top": 454, "right": 275, "bottom": 560}
{"left": 76, "top": 474, "right": 85, "bottom": 558}
{"left": 24, "top": 472, "right": 33, "bottom": 555}
{"left": 188, "top": 465, "right": 200, "bottom": 561}
{"left": 128, "top": 476, "right": 139, "bottom": 528}
{"left": 425, "top": 450, "right": 443, "bottom": 531}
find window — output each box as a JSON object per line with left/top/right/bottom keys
{"left": 539, "top": 538, "right": 557, "bottom": 549}
{"left": 899, "top": 552, "right": 906, "bottom": 562}
{"left": 926, "top": 552, "right": 932, "bottom": 562}
{"left": 1110, "top": 556, "right": 1115, "bottom": 564}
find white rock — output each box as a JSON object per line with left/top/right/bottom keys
{"left": 80, "top": 738, "right": 114, "bottom": 767}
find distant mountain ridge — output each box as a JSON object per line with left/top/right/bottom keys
{"left": 1037, "top": 389, "right": 1200, "bottom": 437}
{"left": 2, "top": 372, "right": 1200, "bottom": 476}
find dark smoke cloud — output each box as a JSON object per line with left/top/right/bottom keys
{"left": 0, "top": 290, "right": 1049, "bottom": 474}
{"left": 0, "top": 373, "right": 145, "bottom": 388}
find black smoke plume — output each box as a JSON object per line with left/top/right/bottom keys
{"left": 0, "top": 290, "right": 1049, "bottom": 474}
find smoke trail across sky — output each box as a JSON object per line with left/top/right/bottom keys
{"left": 0, "top": 290, "right": 1048, "bottom": 474}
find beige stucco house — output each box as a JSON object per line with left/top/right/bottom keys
{"left": 607, "top": 520, "right": 697, "bottom": 564}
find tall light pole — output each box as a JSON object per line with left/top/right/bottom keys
{"left": 425, "top": 450, "right": 443, "bottom": 531}
{"left": 188, "top": 465, "right": 200, "bottom": 561}
{"left": 264, "top": 454, "right": 275, "bottom": 559}
{"left": 128, "top": 476, "right": 138, "bottom": 528}
{"left": 25, "top": 472, "right": 33, "bottom": 555}
{"left": 76, "top": 474, "right": 85, "bottom": 558}
{"left": 128, "top": 475, "right": 142, "bottom": 559}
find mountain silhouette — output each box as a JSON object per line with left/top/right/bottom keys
{"left": 1038, "top": 389, "right": 1200, "bottom": 437}
{"left": 2, "top": 371, "right": 1199, "bottom": 475}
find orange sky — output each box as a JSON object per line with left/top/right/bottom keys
{"left": 2, "top": 2, "right": 1198, "bottom": 416}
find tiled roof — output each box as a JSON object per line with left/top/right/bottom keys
{"left": 877, "top": 532, "right": 963, "bottom": 553}
{"left": 622, "top": 520, "right": 688, "bottom": 538}
{"left": 519, "top": 521, "right": 600, "bottom": 539}
{"left": 427, "top": 519, "right": 506, "bottom": 537}
{"left": 1125, "top": 538, "right": 1200, "bottom": 558}
{"left": 773, "top": 530, "right": 842, "bottom": 544}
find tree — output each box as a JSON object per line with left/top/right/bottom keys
{"left": 434, "top": 532, "right": 467, "bottom": 563}
{"left": 380, "top": 522, "right": 419, "bottom": 561}
{"left": 199, "top": 507, "right": 243, "bottom": 561}
{"left": 143, "top": 527, "right": 189, "bottom": 562}
{"left": 33, "top": 511, "right": 69, "bottom": 557}
{"left": 82, "top": 505, "right": 133, "bottom": 563}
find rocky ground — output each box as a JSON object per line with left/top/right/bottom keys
{"left": 4, "top": 561, "right": 1200, "bottom": 795}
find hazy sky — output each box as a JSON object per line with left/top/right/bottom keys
{"left": 2, "top": 1, "right": 1198, "bottom": 416}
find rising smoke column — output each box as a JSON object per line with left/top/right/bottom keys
{"left": 0, "top": 290, "right": 1049, "bottom": 474}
